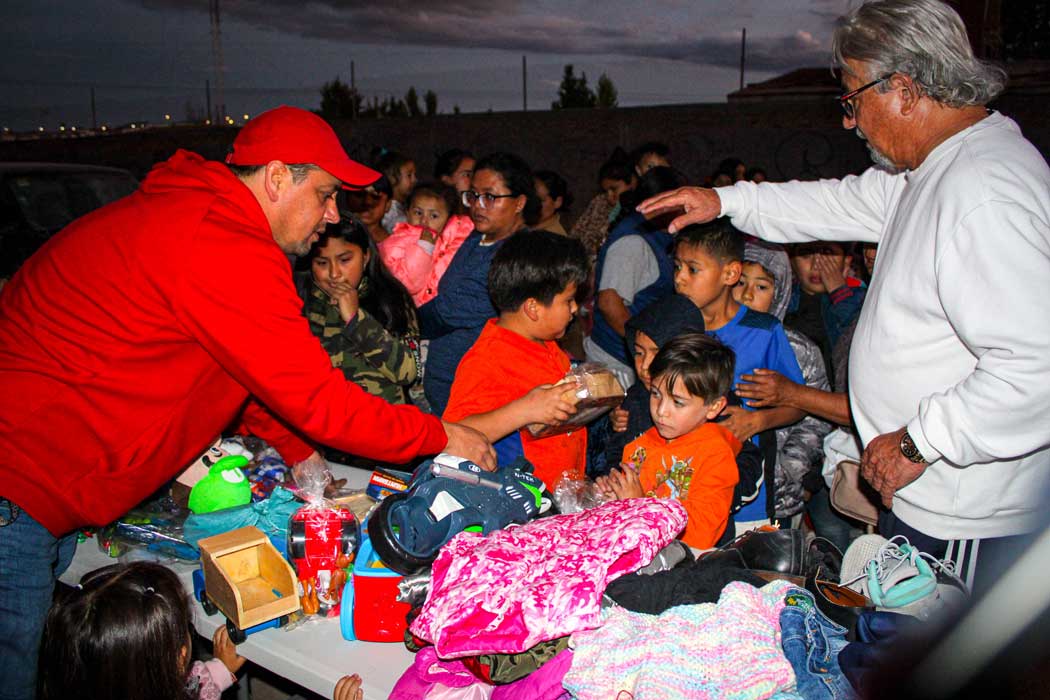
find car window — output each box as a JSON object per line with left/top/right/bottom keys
{"left": 4, "top": 171, "right": 138, "bottom": 233}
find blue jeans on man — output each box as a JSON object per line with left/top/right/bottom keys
{"left": 0, "top": 499, "right": 78, "bottom": 700}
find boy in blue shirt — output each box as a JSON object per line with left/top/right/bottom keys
{"left": 673, "top": 221, "right": 805, "bottom": 530}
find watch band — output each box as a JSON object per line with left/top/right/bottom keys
{"left": 899, "top": 430, "right": 927, "bottom": 464}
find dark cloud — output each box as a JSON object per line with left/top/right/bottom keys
{"left": 134, "top": 0, "right": 829, "bottom": 71}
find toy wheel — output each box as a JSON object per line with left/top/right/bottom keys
{"left": 277, "top": 615, "right": 289, "bottom": 627}
{"left": 201, "top": 596, "right": 218, "bottom": 616}
{"left": 367, "top": 492, "right": 436, "bottom": 575}
{"left": 287, "top": 518, "right": 307, "bottom": 561}
{"left": 225, "top": 618, "right": 247, "bottom": 645}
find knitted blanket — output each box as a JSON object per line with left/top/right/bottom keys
{"left": 564, "top": 580, "right": 801, "bottom": 700}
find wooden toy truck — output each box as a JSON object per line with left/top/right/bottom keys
{"left": 194, "top": 526, "right": 300, "bottom": 643}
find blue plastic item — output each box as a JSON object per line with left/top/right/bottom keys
{"left": 365, "top": 454, "right": 553, "bottom": 575}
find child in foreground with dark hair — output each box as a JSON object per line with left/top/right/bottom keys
{"left": 597, "top": 333, "right": 740, "bottom": 549}
{"left": 37, "top": 562, "right": 366, "bottom": 700}
{"left": 443, "top": 229, "right": 590, "bottom": 488}
{"left": 380, "top": 182, "right": 475, "bottom": 307}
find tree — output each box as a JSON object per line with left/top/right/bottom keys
{"left": 551, "top": 65, "right": 596, "bottom": 110}
{"left": 424, "top": 89, "right": 438, "bottom": 117}
{"left": 405, "top": 86, "right": 422, "bottom": 118}
{"left": 596, "top": 73, "right": 618, "bottom": 109}
{"left": 319, "top": 77, "right": 361, "bottom": 119}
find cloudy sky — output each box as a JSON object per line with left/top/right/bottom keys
{"left": 0, "top": 0, "right": 850, "bottom": 131}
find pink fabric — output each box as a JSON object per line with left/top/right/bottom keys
{"left": 379, "top": 214, "right": 474, "bottom": 306}
{"left": 410, "top": 498, "right": 687, "bottom": 658}
{"left": 390, "top": 646, "right": 491, "bottom": 700}
{"left": 187, "top": 659, "right": 235, "bottom": 700}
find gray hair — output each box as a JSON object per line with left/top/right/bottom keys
{"left": 832, "top": 0, "right": 1006, "bottom": 107}
{"left": 227, "top": 162, "right": 318, "bottom": 184}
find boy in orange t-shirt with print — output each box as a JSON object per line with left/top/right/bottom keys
{"left": 443, "top": 230, "right": 590, "bottom": 489}
{"left": 598, "top": 332, "right": 740, "bottom": 549}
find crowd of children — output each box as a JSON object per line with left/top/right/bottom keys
{"left": 54, "top": 142, "right": 884, "bottom": 699}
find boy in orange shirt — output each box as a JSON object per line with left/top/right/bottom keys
{"left": 443, "top": 230, "right": 590, "bottom": 489}
{"left": 598, "top": 332, "right": 740, "bottom": 549}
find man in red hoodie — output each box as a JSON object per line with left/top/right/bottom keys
{"left": 0, "top": 106, "right": 493, "bottom": 699}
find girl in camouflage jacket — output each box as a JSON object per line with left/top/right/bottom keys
{"left": 297, "top": 217, "right": 421, "bottom": 410}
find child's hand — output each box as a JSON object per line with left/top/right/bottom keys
{"left": 813, "top": 253, "right": 847, "bottom": 293}
{"left": 212, "top": 625, "right": 246, "bottom": 675}
{"left": 522, "top": 383, "right": 580, "bottom": 426}
{"left": 603, "top": 466, "right": 645, "bottom": 499}
{"left": 327, "top": 281, "right": 361, "bottom": 323}
{"left": 736, "top": 369, "right": 798, "bottom": 409}
{"left": 334, "top": 674, "right": 364, "bottom": 700}
{"left": 610, "top": 407, "right": 629, "bottom": 432}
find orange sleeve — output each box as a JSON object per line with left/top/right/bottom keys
{"left": 444, "top": 340, "right": 530, "bottom": 423}
{"left": 679, "top": 436, "right": 740, "bottom": 549}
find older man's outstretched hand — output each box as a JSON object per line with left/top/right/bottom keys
{"left": 636, "top": 186, "right": 722, "bottom": 234}
{"left": 441, "top": 420, "right": 498, "bottom": 471}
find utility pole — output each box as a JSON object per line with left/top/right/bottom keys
{"left": 522, "top": 55, "right": 527, "bottom": 112}
{"left": 739, "top": 28, "right": 747, "bottom": 91}
{"left": 351, "top": 60, "right": 357, "bottom": 118}
{"left": 205, "top": 79, "right": 212, "bottom": 123}
{"left": 90, "top": 86, "right": 97, "bottom": 129}
{"left": 209, "top": 0, "right": 226, "bottom": 123}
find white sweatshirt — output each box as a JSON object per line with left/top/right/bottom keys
{"left": 717, "top": 112, "right": 1050, "bottom": 540}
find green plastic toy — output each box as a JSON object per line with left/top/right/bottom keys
{"left": 188, "top": 455, "right": 252, "bottom": 514}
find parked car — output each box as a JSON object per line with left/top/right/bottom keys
{"left": 0, "top": 162, "right": 139, "bottom": 276}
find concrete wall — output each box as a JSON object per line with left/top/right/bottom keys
{"left": 2, "top": 96, "right": 1045, "bottom": 228}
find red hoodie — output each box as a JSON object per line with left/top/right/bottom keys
{"left": 0, "top": 150, "right": 446, "bottom": 535}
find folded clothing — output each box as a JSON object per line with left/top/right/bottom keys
{"left": 410, "top": 498, "right": 687, "bottom": 658}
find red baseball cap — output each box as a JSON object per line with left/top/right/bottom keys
{"left": 225, "top": 105, "right": 379, "bottom": 189}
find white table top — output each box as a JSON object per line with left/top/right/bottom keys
{"left": 61, "top": 463, "right": 414, "bottom": 700}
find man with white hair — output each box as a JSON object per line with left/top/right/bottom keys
{"left": 641, "top": 0, "right": 1050, "bottom": 592}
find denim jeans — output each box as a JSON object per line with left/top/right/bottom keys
{"left": 780, "top": 587, "right": 857, "bottom": 700}
{"left": 0, "top": 500, "right": 78, "bottom": 700}
{"left": 806, "top": 489, "right": 860, "bottom": 555}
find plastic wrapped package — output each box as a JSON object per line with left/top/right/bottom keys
{"left": 552, "top": 473, "right": 614, "bottom": 514}
{"left": 286, "top": 459, "right": 360, "bottom": 618}
{"left": 527, "top": 364, "right": 625, "bottom": 438}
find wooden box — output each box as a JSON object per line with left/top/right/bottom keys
{"left": 197, "top": 526, "right": 300, "bottom": 630}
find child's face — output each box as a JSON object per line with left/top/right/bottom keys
{"left": 733, "top": 262, "right": 775, "bottom": 314}
{"left": 632, "top": 330, "right": 660, "bottom": 390}
{"left": 649, "top": 374, "right": 723, "bottom": 441}
{"left": 534, "top": 178, "right": 563, "bottom": 225}
{"left": 635, "top": 152, "right": 670, "bottom": 177}
{"left": 790, "top": 242, "right": 850, "bottom": 295}
{"left": 442, "top": 157, "right": 475, "bottom": 194}
{"left": 394, "top": 162, "right": 417, "bottom": 199}
{"left": 674, "top": 243, "right": 740, "bottom": 311}
{"left": 345, "top": 188, "right": 389, "bottom": 228}
{"left": 600, "top": 177, "right": 633, "bottom": 207}
{"left": 407, "top": 194, "right": 451, "bottom": 235}
{"left": 311, "top": 237, "right": 368, "bottom": 294}
{"left": 532, "top": 282, "right": 579, "bottom": 341}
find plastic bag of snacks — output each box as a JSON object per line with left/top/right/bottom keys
{"left": 527, "top": 363, "right": 625, "bottom": 438}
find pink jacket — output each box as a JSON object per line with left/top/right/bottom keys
{"left": 409, "top": 499, "right": 687, "bottom": 658}
{"left": 379, "top": 214, "right": 474, "bottom": 307}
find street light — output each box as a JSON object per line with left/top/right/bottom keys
{"left": 242, "top": 113, "right": 249, "bottom": 120}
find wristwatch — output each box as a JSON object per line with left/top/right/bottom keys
{"left": 899, "top": 430, "right": 928, "bottom": 464}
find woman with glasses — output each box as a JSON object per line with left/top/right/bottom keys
{"left": 418, "top": 152, "right": 539, "bottom": 415}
